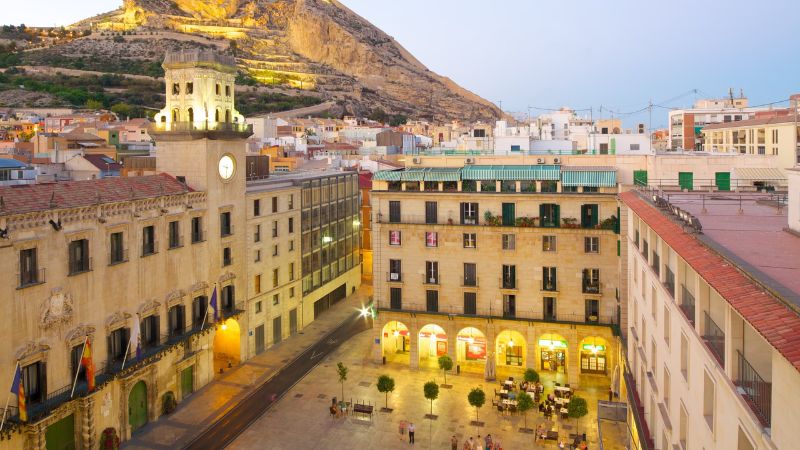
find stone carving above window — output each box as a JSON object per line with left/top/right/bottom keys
{"left": 219, "top": 272, "right": 235, "bottom": 283}
{"left": 166, "top": 289, "right": 186, "bottom": 307}
{"left": 40, "top": 287, "right": 74, "bottom": 330}
{"left": 16, "top": 340, "right": 50, "bottom": 362}
{"left": 190, "top": 281, "right": 208, "bottom": 293}
{"left": 137, "top": 299, "right": 161, "bottom": 317}
{"left": 106, "top": 311, "right": 132, "bottom": 331}
{"left": 65, "top": 324, "right": 96, "bottom": 344}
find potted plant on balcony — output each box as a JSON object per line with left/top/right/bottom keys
{"left": 483, "top": 211, "right": 502, "bottom": 227}
{"left": 562, "top": 217, "right": 579, "bottom": 228}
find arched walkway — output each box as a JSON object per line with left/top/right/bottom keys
{"left": 418, "top": 324, "right": 447, "bottom": 369}
{"left": 187, "top": 107, "right": 194, "bottom": 123}
{"left": 579, "top": 336, "right": 609, "bottom": 375}
{"left": 456, "top": 327, "right": 486, "bottom": 374}
{"left": 213, "top": 318, "right": 241, "bottom": 375}
{"left": 538, "top": 333, "right": 568, "bottom": 374}
{"left": 128, "top": 381, "right": 148, "bottom": 433}
{"left": 495, "top": 330, "right": 526, "bottom": 368}
{"left": 381, "top": 321, "right": 410, "bottom": 365}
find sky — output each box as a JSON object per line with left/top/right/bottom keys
{"left": 5, "top": 0, "right": 800, "bottom": 128}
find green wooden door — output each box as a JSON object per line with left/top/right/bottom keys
{"left": 45, "top": 414, "right": 75, "bottom": 450}
{"left": 581, "top": 204, "right": 599, "bottom": 228}
{"left": 633, "top": 170, "right": 648, "bottom": 186}
{"left": 678, "top": 172, "right": 693, "bottom": 191}
{"left": 715, "top": 172, "right": 730, "bottom": 191}
{"left": 501, "top": 203, "right": 515, "bottom": 226}
{"left": 181, "top": 366, "right": 194, "bottom": 400}
{"left": 128, "top": 381, "right": 148, "bottom": 432}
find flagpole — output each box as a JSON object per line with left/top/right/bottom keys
{"left": 199, "top": 296, "right": 209, "bottom": 331}
{"left": 121, "top": 339, "right": 132, "bottom": 371}
{"left": 0, "top": 361, "right": 20, "bottom": 431}
{"left": 70, "top": 337, "right": 88, "bottom": 398}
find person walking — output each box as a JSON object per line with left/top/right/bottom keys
{"left": 484, "top": 434, "right": 492, "bottom": 450}
{"left": 451, "top": 435, "right": 458, "bottom": 450}
{"left": 408, "top": 422, "right": 415, "bottom": 444}
{"left": 476, "top": 435, "right": 482, "bottom": 450}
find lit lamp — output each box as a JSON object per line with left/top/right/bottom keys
{"left": 468, "top": 336, "right": 475, "bottom": 345}
{"left": 322, "top": 236, "right": 333, "bottom": 244}
{"left": 353, "top": 219, "right": 361, "bottom": 227}
{"left": 393, "top": 330, "right": 400, "bottom": 337}
{"left": 220, "top": 321, "right": 228, "bottom": 331}
{"left": 508, "top": 339, "right": 514, "bottom": 348}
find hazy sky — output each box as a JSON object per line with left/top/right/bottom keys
{"left": 6, "top": 0, "right": 800, "bottom": 127}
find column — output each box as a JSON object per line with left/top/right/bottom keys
{"left": 535, "top": 181, "right": 542, "bottom": 192}
{"left": 25, "top": 427, "right": 46, "bottom": 450}
{"left": 525, "top": 326, "right": 536, "bottom": 370}
{"left": 515, "top": 181, "right": 521, "bottom": 193}
{"left": 80, "top": 397, "right": 96, "bottom": 449}
{"left": 568, "top": 340, "right": 581, "bottom": 389}
{"left": 409, "top": 327, "right": 419, "bottom": 369}
{"left": 373, "top": 319, "right": 385, "bottom": 364}
{"left": 457, "top": 181, "right": 463, "bottom": 192}
{"left": 447, "top": 323, "right": 457, "bottom": 379}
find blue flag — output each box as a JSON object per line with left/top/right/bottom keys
{"left": 10, "top": 366, "right": 20, "bottom": 395}
{"left": 210, "top": 286, "right": 218, "bottom": 321}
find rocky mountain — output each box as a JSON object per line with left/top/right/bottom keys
{"left": 60, "top": 0, "right": 501, "bottom": 121}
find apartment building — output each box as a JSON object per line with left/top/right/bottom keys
{"left": 701, "top": 112, "right": 800, "bottom": 170}
{"left": 667, "top": 95, "right": 766, "bottom": 151}
{"left": 371, "top": 165, "right": 622, "bottom": 387}
{"left": 621, "top": 189, "right": 800, "bottom": 450}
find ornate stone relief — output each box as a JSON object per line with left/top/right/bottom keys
{"left": 165, "top": 289, "right": 186, "bottom": 307}
{"left": 137, "top": 299, "right": 161, "bottom": 317}
{"left": 219, "top": 272, "right": 236, "bottom": 283}
{"left": 40, "top": 287, "right": 75, "bottom": 330}
{"left": 65, "top": 324, "right": 96, "bottom": 344}
{"left": 106, "top": 311, "right": 132, "bottom": 331}
{"left": 190, "top": 281, "right": 208, "bottom": 292}
{"left": 15, "top": 340, "right": 50, "bottom": 362}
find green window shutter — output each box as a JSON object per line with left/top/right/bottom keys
{"left": 617, "top": 240, "right": 620, "bottom": 256}
{"left": 554, "top": 205, "right": 561, "bottom": 227}
{"left": 502, "top": 203, "right": 515, "bottom": 226}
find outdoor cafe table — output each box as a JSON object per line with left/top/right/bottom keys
{"left": 502, "top": 399, "right": 518, "bottom": 406}
{"left": 555, "top": 397, "right": 570, "bottom": 406}
{"left": 555, "top": 386, "right": 571, "bottom": 394}
{"left": 503, "top": 380, "right": 514, "bottom": 388}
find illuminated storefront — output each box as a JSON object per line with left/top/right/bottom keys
{"left": 381, "top": 321, "right": 410, "bottom": 364}
{"left": 456, "top": 327, "right": 486, "bottom": 362}
{"left": 539, "top": 335, "right": 567, "bottom": 373}
{"left": 496, "top": 330, "right": 525, "bottom": 367}
{"left": 580, "top": 337, "right": 608, "bottom": 374}
{"left": 419, "top": 324, "right": 447, "bottom": 361}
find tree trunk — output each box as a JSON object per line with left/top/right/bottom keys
{"left": 385, "top": 392, "right": 388, "bottom": 409}
{"left": 443, "top": 370, "right": 447, "bottom": 384}
{"left": 430, "top": 400, "right": 433, "bottom": 415}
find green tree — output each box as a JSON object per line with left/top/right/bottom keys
{"left": 85, "top": 99, "right": 103, "bottom": 110}
{"left": 467, "top": 387, "right": 485, "bottom": 421}
{"left": 567, "top": 396, "right": 589, "bottom": 434}
{"left": 516, "top": 392, "right": 534, "bottom": 430}
{"left": 376, "top": 375, "right": 395, "bottom": 409}
{"left": 336, "top": 362, "right": 348, "bottom": 401}
{"left": 389, "top": 114, "right": 408, "bottom": 127}
{"left": 523, "top": 368, "right": 539, "bottom": 384}
{"left": 111, "top": 102, "right": 132, "bottom": 118}
{"left": 423, "top": 381, "right": 439, "bottom": 416}
{"left": 437, "top": 355, "right": 453, "bottom": 384}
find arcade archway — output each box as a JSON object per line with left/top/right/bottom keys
{"left": 381, "top": 321, "right": 410, "bottom": 365}
{"left": 418, "top": 324, "right": 447, "bottom": 369}
{"left": 213, "top": 318, "right": 241, "bottom": 375}
{"left": 496, "top": 330, "right": 526, "bottom": 368}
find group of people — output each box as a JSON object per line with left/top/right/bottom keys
{"left": 451, "top": 434, "right": 502, "bottom": 450}
{"left": 534, "top": 425, "right": 589, "bottom": 449}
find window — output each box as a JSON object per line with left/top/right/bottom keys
{"left": 19, "top": 248, "right": 40, "bottom": 286}
{"left": 680, "top": 333, "right": 689, "bottom": 380}
{"left": 630, "top": 143, "right": 640, "bottom": 151}
{"left": 225, "top": 85, "right": 231, "bottom": 97}
{"left": 109, "top": 327, "right": 129, "bottom": 362}
{"left": 273, "top": 294, "right": 280, "bottom": 306}
{"left": 663, "top": 366, "right": 671, "bottom": 405}
{"left": 272, "top": 197, "right": 278, "bottom": 213}
{"left": 168, "top": 305, "right": 185, "bottom": 337}
{"left": 737, "top": 427, "right": 755, "bottom": 450}
{"left": 425, "top": 261, "right": 439, "bottom": 284}
{"left": 389, "top": 230, "right": 401, "bottom": 246}
{"left": 168, "top": 221, "right": 181, "bottom": 249}
{"left": 272, "top": 245, "right": 278, "bottom": 256}
{"left": 664, "top": 306, "right": 671, "bottom": 345}
{"left": 70, "top": 345, "right": 87, "bottom": 385}
{"left": 254, "top": 199, "right": 261, "bottom": 217}
{"left": 584, "top": 236, "right": 599, "bottom": 253}
{"left": 582, "top": 269, "right": 600, "bottom": 293}
{"left": 255, "top": 274, "right": 262, "bottom": 294}
{"left": 192, "top": 296, "right": 208, "bottom": 329}
{"left": 255, "top": 224, "right": 261, "bottom": 243}
{"left": 460, "top": 202, "right": 479, "bottom": 225}
{"left": 463, "top": 263, "right": 477, "bottom": 286}
{"left": 215, "top": 83, "right": 220, "bottom": 95}
{"left": 502, "top": 234, "right": 515, "bottom": 250}
{"left": 426, "top": 290, "right": 439, "bottom": 312}
{"left": 388, "top": 259, "right": 402, "bottom": 281}
{"left": 272, "top": 220, "right": 278, "bottom": 238}
{"left": 223, "top": 247, "right": 232, "bottom": 266}
{"left": 140, "top": 226, "right": 156, "bottom": 256}
{"left": 543, "top": 236, "right": 557, "bottom": 252}
{"left": 109, "top": 232, "right": 125, "bottom": 264}
{"left": 425, "top": 201, "right": 438, "bottom": 224}
{"left": 585, "top": 299, "right": 599, "bottom": 322}
{"left": 543, "top": 297, "right": 556, "bottom": 320}
{"left": 273, "top": 268, "right": 279, "bottom": 287}
{"left": 703, "top": 371, "right": 715, "bottom": 430}
{"left": 191, "top": 216, "right": 203, "bottom": 243}
{"left": 463, "top": 233, "right": 476, "bottom": 248}
{"left": 186, "top": 82, "right": 193, "bottom": 94}
{"left": 289, "top": 287, "right": 295, "bottom": 298}
{"left": 464, "top": 292, "right": 477, "bottom": 315}
{"left": 141, "top": 315, "right": 159, "bottom": 349}
{"left": 288, "top": 194, "right": 294, "bottom": 210}
{"left": 172, "top": 83, "right": 180, "bottom": 95}
{"left": 255, "top": 250, "right": 261, "bottom": 262}
{"left": 22, "top": 361, "right": 46, "bottom": 404}
{"left": 289, "top": 240, "right": 294, "bottom": 251}
{"left": 540, "top": 204, "right": 560, "bottom": 227}
{"left": 425, "top": 231, "right": 438, "bottom": 247}
{"left": 542, "top": 267, "right": 557, "bottom": 291}
{"left": 289, "top": 263, "right": 295, "bottom": 281}
{"left": 68, "top": 238, "right": 90, "bottom": 274}
{"left": 288, "top": 217, "right": 294, "bottom": 233}
{"left": 255, "top": 301, "right": 262, "bottom": 314}
{"left": 501, "top": 203, "right": 515, "bottom": 226}
{"left": 390, "top": 287, "right": 402, "bottom": 309}
{"left": 221, "top": 285, "right": 235, "bottom": 312}
{"left": 389, "top": 201, "right": 401, "bottom": 223}
{"left": 220, "top": 212, "right": 232, "bottom": 237}
{"left": 502, "top": 265, "right": 516, "bottom": 289}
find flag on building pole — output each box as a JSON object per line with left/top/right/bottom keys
{"left": 210, "top": 286, "right": 219, "bottom": 321}
{"left": 130, "top": 317, "right": 142, "bottom": 361}
{"left": 81, "top": 340, "right": 95, "bottom": 392}
{"left": 10, "top": 365, "right": 26, "bottom": 423}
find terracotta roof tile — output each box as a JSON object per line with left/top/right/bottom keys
{"left": 0, "top": 173, "right": 191, "bottom": 216}
{"left": 620, "top": 191, "right": 800, "bottom": 373}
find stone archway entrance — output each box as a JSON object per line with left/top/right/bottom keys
{"left": 456, "top": 327, "right": 486, "bottom": 373}
{"left": 381, "top": 320, "right": 410, "bottom": 365}
{"left": 128, "top": 381, "right": 148, "bottom": 433}
{"left": 213, "top": 318, "right": 241, "bottom": 375}
{"left": 418, "top": 324, "right": 447, "bottom": 369}
{"left": 496, "top": 330, "right": 526, "bottom": 368}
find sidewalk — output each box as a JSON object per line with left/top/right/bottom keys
{"left": 123, "top": 282, "right": 373, "bottom": 450}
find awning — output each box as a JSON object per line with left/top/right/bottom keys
{"left": 400, "top": 168, "right": 426, "bottom": 182}
{"left": 373, "top": 170, "right": 403, "bottom": 181}
{"left": 462, "top": 165, "right": 561, "bottom": 181}
{"left": 734, "top": 167, "right": 786, "bottom": 183}
{"left": 423, "top": 168, "right": 461, "bottom": 182}
{"left": 561, "top": 167, "right": 617, "bottom": 187}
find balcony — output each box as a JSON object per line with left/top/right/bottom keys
{"left": 462, "top": 276, "right": 479, "bottom": 287}
{"left": 735, "top": 350, "right": 772, "bottom": 427}
{"left": 541, "top": 279, "right": 558, "bottom": 292}
{"left": 68, "top": 258, "right": 93, "bottom": 276}
{"left": 582, "top": 281, "right": 601, "bottom": 295}
{"left": 664, "top": 267, "right": 675, "bottom": 298}
{"left": 108, "top": 249, "right": 129, "bottom": 266}
{"left": 149, "top": 121, "right": 254, "bottom": 141}
{"left": 377, "top": 304, "right": 617, "bottom": 326}
{"left": 702, "top": 311, "right": 725, "bottom": 366}
{"left": 387, "top": 272, "right": 403, "bottom": 283}
{"left": 17, "top": 267, "right": 46, "bottom": 289}
{"left": 679, "top": 286, "right": 696, "bottom": 326}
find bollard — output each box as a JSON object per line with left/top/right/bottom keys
{"left": 456, "top": 364, "right": 461, "bottom": 375}
{"left": 382, "top": 356, "right": 386, "bottom": 365}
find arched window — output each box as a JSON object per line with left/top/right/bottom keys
{"left": 160, "top": 115, "right": 166, "bottom": 123}
{"left": 187, "top": 108, "right": 194, "bottom": 123}
{"left": 225, "top": 109, "right": 231, "bottom": 123}
{"left": 171, "top": 109, "right": 179, "bottom": 122}
{"left": 215, "top": 84, "right": 220, "bottom": 96}
{"left": 215, "top": 109, "right": 220, "bottom": 122}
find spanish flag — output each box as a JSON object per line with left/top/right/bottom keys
{"left": 81, "top": 341, "right": 95, "bottom": 392}
{"left": 10, "top": 366, "right": 26, "bottom": 422}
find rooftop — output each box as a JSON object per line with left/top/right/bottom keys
{"left": 246, "top": 168, "right": 356, "bottom": 193}
{"left": 621, "top": 190, "right": 800, "bottom": 372}
{"left": 0, "top": 173, "right": 190, "bottom": 216}
{"left": 702, "top": 114, "right": 799, "bottom": 130}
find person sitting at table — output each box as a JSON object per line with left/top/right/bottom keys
{"left": 547, "top": 393, "right": 555, "bottom": 402}
{"left": 520, "top": 381, "right": 528, "bottom": 391}
{"left": 508, "top": 391, "right": 516, "bottom": 400}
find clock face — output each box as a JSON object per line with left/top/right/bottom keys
{"left": 218, "top": 155, "right": 235, "bottom": 181}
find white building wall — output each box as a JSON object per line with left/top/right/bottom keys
{"left": 788, "top": 168, "right": 800, "bottom": 233}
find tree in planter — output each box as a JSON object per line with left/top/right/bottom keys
{"left": 336, "top": 362, "right": 348, "bottom": 401}
{"left": 377, "top": 374, "right": 395, "bottom": 410}
{"left": 438, "top": 355, "right": 453, "bottom": 385}
{"left": 467, "top": 387, "right": 486, "bottom": 422}
{"left": 567, "top": 396, "right": 589, "bottom": 434}
{"left": 523, "top": 368, "right": 540, "bottom": 384}
{"left": 516, "top": 392, "right": 535, "bottom": 431}
{"left": 423, "top": 381, "right": 439, "bottom": 416}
